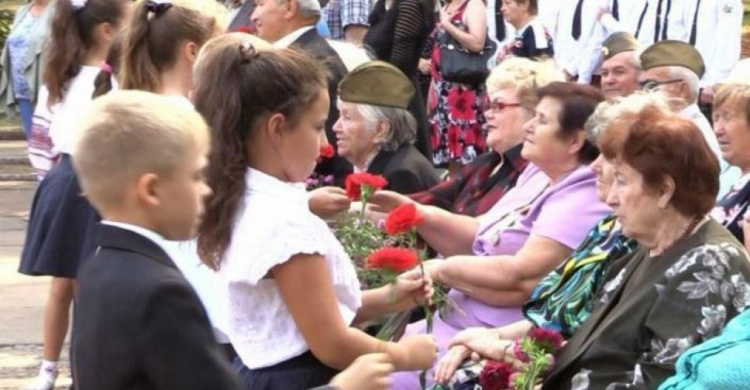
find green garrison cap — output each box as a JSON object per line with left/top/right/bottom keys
{"left": 601, "top": 32, "right": 639, "bottom": 60}
{"left": 338, "top": 61, "right": 415, "bottom": 109}
{"left": 639, "top": 40, "right": 705, "bottom": 78}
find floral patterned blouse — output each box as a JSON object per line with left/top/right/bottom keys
{"left": 543, "top": 219, "right": 750, "bottom": 390}
{"left": 710, "top": 173, "right": 750, "bottom": 244}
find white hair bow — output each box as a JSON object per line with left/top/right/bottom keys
{"left": 71, "top": 0, "right": 89, "bottom": 10}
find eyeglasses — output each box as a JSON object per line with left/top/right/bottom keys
{"left": 484, "top": 101, "right": 522, "bottom": 113}
{"left": 639, "top": 79, "right": 684, "bottom": 92}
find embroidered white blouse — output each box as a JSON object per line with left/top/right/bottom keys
{"left": 217, "top": 168, "right": 362, "bottom": 369}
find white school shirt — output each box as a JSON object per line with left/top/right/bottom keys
{"left": 680, "top": 104, "right": 741, "bottom": 199}
{"left": 599, "top": 0, "right": 648, "bottom": 37}
{"left": 217, "top": 168, "right": 362, "bottom": 369}
{"left": 670, "top": 0, "right": 743, "bottom": 88}
{"left": 629, "top": 0, "right": 689, "bottom": 46}
{"left": 552, "top": 0, "right": 607, "bottom": 83}
{"left": 48, "top": 66, "right": 100, "bottom": 155}
{"left": 486, "top": 0, "right": 516, "bottom": 60}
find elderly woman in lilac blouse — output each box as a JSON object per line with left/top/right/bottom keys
{"left": 370, "top": 82, "right": 611, "bottom": 389}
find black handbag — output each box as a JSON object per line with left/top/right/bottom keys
{"left": 438, "top": 32, "right": 496, "bottom": 85}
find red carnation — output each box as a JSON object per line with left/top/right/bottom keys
{"left": 345, "top": 173, "right": 388, "bottom": 201}
{"left": 319, "top": 144, "right": 335, "bottom": 159}
{"left": 479, "top": 360, "right": 515, "bottom": 390}
{"left": 366, "top": 247, "right": 419, "bottom": 274}
{"left": 384, "top": 203, "right": 424, "bottom": 235}
{"left": 527, "top": 327, "right": 564, "bottom": 354}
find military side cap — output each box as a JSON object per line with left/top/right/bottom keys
{"left": 639, "top": 40, "right": 705, "bottom": 78}
{"left": 338, "top": 61, "right": 415, "bottom": 109}
{"left": 601, "top": 32, "right": 639, "bottom": 60}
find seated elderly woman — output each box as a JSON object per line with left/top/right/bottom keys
{"left": 709, "top": 82, "right": 750, "bottom": 251}
{"left": 333, "top": 61, "right": 439, "bottom": 194}
{"left": 540, "top": 104, "right": 750, "bottom": 389}
{"left": 429, "top": 94, "right": 671, "bottom": 389}
{"left": 372, "top": 82, "right": 611, "bottom": 389}
{"left": 409, "top": 57, "right": 563, "bottom": 217}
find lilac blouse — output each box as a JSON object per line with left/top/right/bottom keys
{"left": 448, "top": 163, "right": 611, "bottom": 328}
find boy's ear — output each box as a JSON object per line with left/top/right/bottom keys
{"left": 135, "top": 173, "right": 161, "bottom": 208}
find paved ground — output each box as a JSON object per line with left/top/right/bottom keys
{"left": 0, "top": 152, "right": 72, "bottom": 389}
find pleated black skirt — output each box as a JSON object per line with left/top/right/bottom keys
{"left": 233, "top": 351, "right": 339, "bottom": 390}
{"left": 18, "top": 154, "right": 100, "bottom": 278}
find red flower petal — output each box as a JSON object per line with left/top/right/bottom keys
{"left": 366, "top": 247, "right": 419, "bottom": 273}
{"left": 344, "top": 173, "right": 389, "bottom": 201}
{"left": 384, "top": 203, "right": 424, "bottom": 235}
{"left": 479, "top": 360, "right": 515, "bottom": 390}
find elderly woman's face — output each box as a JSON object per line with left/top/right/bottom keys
{"left": 501, "top": 0, "right": 527, "bottom": 25}
{"left": 606, "top": 161, "right": 664, "bottom": 240}
{"left": 713, "top": 101, "right": 750, "bottom": 170}
{"left": 485, "top": 88, "right": 528, "bottom": 153}
{"left": 590, "top": 154, "right": 615, "bottom": 202}
{"left": 521, "top": 97, "right": 573, "bottom": 168}
{"left": 333, "top": 101, "right": 383, "bottom": 166}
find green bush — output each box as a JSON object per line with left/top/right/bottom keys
{"left": 0, "top": 10, "right": 15, "bottom": 73}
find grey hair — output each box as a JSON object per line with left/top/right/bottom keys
{"left": 277, "top": 0, "right": 321, "bottom": 18}
{"left": 668, "top": 65, "right": 700, "bottom": 104}
{"left": 356, "top": 103, "right": 417, "bottom": 152}
{"left": 585, "top": 91, "right": 673, "bottom": 142}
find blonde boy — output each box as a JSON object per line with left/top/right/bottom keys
{"left": 69, "top": 90, "right": 242, "bottom": 390}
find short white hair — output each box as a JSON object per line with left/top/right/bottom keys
{"left": 585, "top": 91, "right": 672, "bottom": 142}
{"left": 354, "top": 102, "right": 416, "bottom": 151}
{"left": 669, "top": 65, "right": 700, "bottom": 104}
{"left": 294, "top": 0, "right": 322, "bottom": 17}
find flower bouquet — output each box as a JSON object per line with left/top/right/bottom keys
{"left": 431, "top": 327, "right": 564, "bottom": 390}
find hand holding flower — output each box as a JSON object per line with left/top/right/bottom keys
{"left": 392, "top": 267, "right": 434, "bottom": 308}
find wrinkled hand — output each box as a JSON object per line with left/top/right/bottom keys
{"left": 434, "top": 345, "right": 472, "bottom": 384}
{"left": 397, "top": 334, "right": 439, "bottom": 370}
{"left": 308, "top": 186, "right": 351, "bottom": 219}
{"left": 449, "top": 327, "right": 501, "bottom": 352}
{"left": 418, "top": 58, "right": 431, "bottom": 75}
{"left": 700, "top": 86, "right": 714, "bottom": 105}
{"left": 392, "top": 266, "right": 434, "bottom": 306}
{"left": 400, "top": 259, "right": 442, "bottom": 286}
{"left": 368, "top": 190, "right": 415, "bottom": 214}
{"left": 329, "top": 353, "right": 394, "bottom": 390}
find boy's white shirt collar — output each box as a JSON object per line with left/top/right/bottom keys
{"left": 101, "top": 220, "right": 172, "bottom": 257}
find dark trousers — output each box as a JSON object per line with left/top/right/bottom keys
{"left": 233, "top": 351, "right": 338, "bottom": 390}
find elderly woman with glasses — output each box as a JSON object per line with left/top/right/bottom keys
{"left": 371, "top": 82, "right": 610, "bottom": 389}
{"left": 409, "top": 57, "right": 563, "bottom": 216}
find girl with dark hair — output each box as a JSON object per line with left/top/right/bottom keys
{"left": 91, "top": 33, "right": 123, "bottom": 99}
{"left": 18, "top": 1, "right": 133, "bottom": 389}
{"left": 193, "top": 40, "right": 437, "bottom": 390}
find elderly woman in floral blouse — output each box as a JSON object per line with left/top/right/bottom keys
{"left": 541, "top": 99, "right": 750, "bottom": 389}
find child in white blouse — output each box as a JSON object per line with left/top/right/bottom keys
{"left": 192, "top": 36, "right": 438, "bottom": 389}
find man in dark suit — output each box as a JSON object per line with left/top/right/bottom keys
{"left": 335, "top": 61, "right": 439, "bottom": 195}
{"left": 251, "top": 0, "right": 352, "bottom": 187}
